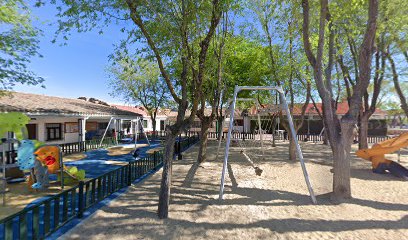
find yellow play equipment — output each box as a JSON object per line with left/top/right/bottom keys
{"left": 356, "top": 132, "right": 408, "bottom": 179}
{"left": 34, "top": 145, "right": 85, "bottom": 186}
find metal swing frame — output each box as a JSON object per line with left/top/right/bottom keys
{"left": 218, "top": 85, "right": 317, "bottom": 204}
{"left": 215, "top": 97, "right": 264, "bottom": 161}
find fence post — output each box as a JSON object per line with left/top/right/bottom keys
{"left": 177, "top": 136, "right": 182, "bottom": 160}
{"left": 153, "top": 152, "right": 157, "bottom": 168}
{"left": 78, "top": 181, "right": 84, "bottom": 218}
{"left": 127, "top": 162, "right": 132, "bottom": 186}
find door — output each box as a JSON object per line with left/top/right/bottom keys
{"left": 26, "top": 124, "right": 37, "bottom": 140}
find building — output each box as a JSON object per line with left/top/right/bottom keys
{"left": 244, "top": 101, "right": 388, "bottom": 136}
{"left": 113, "top": 105, "right": 171, "bottom": 133}
{"left": 0, "top": 92, "right": 142, "bottom": 144}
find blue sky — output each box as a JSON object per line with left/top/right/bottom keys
{"left": 14, "top": 2, "right": 128, "bottom": 104}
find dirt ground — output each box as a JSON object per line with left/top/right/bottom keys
{"left": 61, "top": 141, "right": 408, "bottom": 240}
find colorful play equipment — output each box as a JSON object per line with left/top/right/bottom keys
{"left": 1, "top": 112, "right": 85, "bottom": 205}
{"left": 356, "top": 132, "right": 408, "bottom": 179}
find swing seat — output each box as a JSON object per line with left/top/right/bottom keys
{"left": 254, "top": 167, "right": 263, "bottom": 176}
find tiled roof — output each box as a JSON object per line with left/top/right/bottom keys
{"left": 0, "top": 92, "right": 141, "bottom": 117}
{"left": 113, "top": 105, "right": 173, "bottom": 117}
{"left": 249, "top": 101, "right": 387, "bottom": 116}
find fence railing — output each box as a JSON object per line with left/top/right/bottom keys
{"left": 135, "top": 130, "right": 193, "bottom": 141}
{"left": 197, "top": 131, "right": 390, "bottom": 144}
{"left": 59, "top": 137, "right": 116, "bottom": 155}
{"left": 2, "top": 138, "right": 117, "bottom": 165}
{"left": 175, "top": 134, "right": 200, "bottom": 155}
{"left": 0, "top": 134, "right": 200, "bottom": 239}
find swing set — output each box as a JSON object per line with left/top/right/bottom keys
{"left": 217, "top": 85, "right": 317, "bottom": 204}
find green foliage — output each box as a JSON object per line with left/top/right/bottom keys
{"left": 108, "top": 55, "right": 170, "bottom": 113}
{"left": 0, "top": 112, "right": 30, "bottom": 139}
{"left": 0, "top": 0, "right": 44, "bottom": 92}
{"left": 223, "top": 36, "right": 270, "bottom": 95}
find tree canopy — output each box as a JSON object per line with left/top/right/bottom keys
{"left": 0, "top": 0, "right": 43, "bottom": 92}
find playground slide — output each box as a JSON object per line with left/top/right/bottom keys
{"left": 356, "top": 132, "right": 408, "bottom": 179}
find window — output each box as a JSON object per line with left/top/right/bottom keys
{"left": 143, "top": 120, "right": 148, "bottom": 128}
{"left": 46, "top": 123, "right": 62, "bottom": 141}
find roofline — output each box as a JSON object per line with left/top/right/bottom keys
{"left": 0, "top": 111, "right": 142, "bottom": 119}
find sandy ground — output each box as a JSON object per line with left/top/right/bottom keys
{"left": 61, "top": 141, "right": 408, "bottom": 240}
{"left": 107, "top": 145, "right": 142, "bottom": 156}
{"left": 63, "top": 153, "right": 87, "bottom": 162}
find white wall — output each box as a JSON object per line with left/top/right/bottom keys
{"left": 142, "top": 115, "right": 168, "bottom": 132}
{"left": 29, "top": 116, "right": 80, "bottom": 144}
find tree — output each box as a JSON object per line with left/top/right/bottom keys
{"left": 301, "top": 0, "right": 379, "bottom": 199}
{"left": 335, "top": 0, "right": 408, "bottom": 149}
{"left": 0, "top": 0, "right": 43, "bottom": 92}
{"left": 45, "top": 0, "right": 227, "bottom": 218}
{"left": 387, "top": 53, "right": 408, "bottom": 117}
{"left": 108, "top": 56, "right": 169, "bottom": 135}
{"left": 196, "top": 12, "right": 228, "bottom": 163}
{"left": 381, "top": 0, "right": 408, "bottom": 118}
{"left": 249, "top": 0, "right": 311, "bottom": 160}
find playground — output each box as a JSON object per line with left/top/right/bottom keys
{"left": 60, "top": 141, "right": 408, "bottom": 240}
{"left": 0, "top": 140, "right": 161, "bottom": 220}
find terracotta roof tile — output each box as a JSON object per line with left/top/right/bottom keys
{"left": 0, "top": 92, "right": 141, "bottom": 117}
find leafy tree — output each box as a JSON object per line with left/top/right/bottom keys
{"left": 247, "top": 0, "right": 312, "bottom": 160}
{"left": 195, "top": 13, "right": 229, "bottom": 163}
{"left": 381, "top": 0, "right": 408, "bottom": 118}
{"left": 44, "top": 0, "right": 228, "bottom": 218}
{"left": 0, "top": 0, "right": 43, "bottom": 92}
{"left": 334, "top": 0, "right": 408, "bottom": 149}
{"left": 301, "top": 0, "right": 379, "bottom": 200}
{"left": 387, "top": 53, "right": 408, "bottom": 117}
{"left": 108, "top": 56, "right": 169, "bottom": 134}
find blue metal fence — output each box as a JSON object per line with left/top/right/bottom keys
{"left": 0, "top": 135, "right": 199, "bottom": 240}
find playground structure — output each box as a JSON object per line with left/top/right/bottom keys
{"left": 356, "top": 132, "right": 408, "bottom": 179}
{"left": 215, "top": 97, "right": 282, "bottom": 163}
{"left": 98, "top": 117, "right": 151, "bottom": 158}
{"left": 1, "top": 113, "right": 85, "bottom": 206}
{"left": 218, "top": 85, "right": 317, "bottom": 204}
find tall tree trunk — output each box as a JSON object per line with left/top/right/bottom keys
{"left": 289, "top": 136, "right": 296, "bottom": 161}
{"left": 271, "top": 115, "right": 276, "bottom": 147}
{"left": 217, "top": 117, "right": 223, "bottom": 140}
{"left": 332, "top": 122, "right": 353, "bottom": 199}
{"left": 197, "top": 118, "right": 211, "bottom": 163}
{"left": 157, "top": 131, "right": 177, "bottom": 219}
{"left": 358, "top": 113, "right": 370, "bottom": 149}
{"left": 152, "top": 118, "right": 157, "bottom": 138}
{"left": 323, "top": 129, "right": 329, "bottom": 145}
